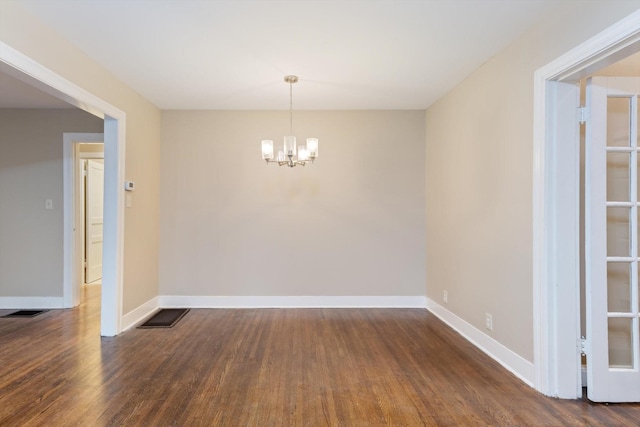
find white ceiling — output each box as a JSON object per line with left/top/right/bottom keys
{"left": 12, "top": 0, "right": 565, "bottom": 110}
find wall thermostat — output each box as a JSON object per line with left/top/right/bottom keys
{"left": 124, "top": 181, "right": 135, "bottom": 191}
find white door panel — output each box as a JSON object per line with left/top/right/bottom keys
{"left": 586, "top": 76, "right": 640, "bottom": 402}
{"left": 86, "top": 159, "right": 104, "bottom": 284}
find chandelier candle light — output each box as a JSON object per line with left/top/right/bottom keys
{"left": 261, "top": 75, "right": 318, "bottom": 167}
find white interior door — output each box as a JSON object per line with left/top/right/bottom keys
{"left": 85, "top": 159, "right": 104, "bottom": 284}
{"left": 586, "top": 76, "right": 640, "bottom": 402}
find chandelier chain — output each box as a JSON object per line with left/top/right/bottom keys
{"left": 289, "top": 79, "right": 293, "bottom": 135}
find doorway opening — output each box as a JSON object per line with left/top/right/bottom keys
{"left": 78, "top": 143, "right": 105, "bottom": 287}
{"left": 533, "top": 10, "right": 640, "bottom": 400}
{"left": 0, "top": 41, "right": 127, "bottom": 337}
{"left": 64, "top": 133, "right": 105, "bottom": 308}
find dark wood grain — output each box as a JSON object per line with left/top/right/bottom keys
{"left": 1, "top": 286, "right": 639, "bottom": 426}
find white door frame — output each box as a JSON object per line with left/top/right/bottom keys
{"left": 63, "top": 134, "right": 104, "bottom": 308}
{"left": 533, "top": 10, "right": 640, "bottom": 398}
{"left": 0, "top": 42, "right": 126, "bottom": 337}
{"left": 78, "top": 146, "right": 105, "bottom": 288}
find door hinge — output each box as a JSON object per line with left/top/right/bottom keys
{"left": 578, "top": 106, "right": 589, "bottom": 124}
{"left": 83, "top": 259, "right": 87, "bottom": 268}
{"left": 581, "top": 336, "right": 588, "bottom": 356}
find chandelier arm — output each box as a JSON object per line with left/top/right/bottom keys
{"left": 265, "top": 160, "right": 309, "bottom": 167}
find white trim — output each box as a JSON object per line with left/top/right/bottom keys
{"left": 0, "top": 43, "right": 123, "bottom": 119}
{"left": 101, "top": 117, "right": 126, "bottom": 336}
{"left": 533, "top": 63, "right": 551, "bottom": 397}
{"left": 0, "top": 41, "right": 127, "bottom": 337}
{"left": 533, "top": 10, "right": 640, "bottom": 397}
{"left": 121, "top": 297, "right": 160, "bottom": 332}
{"left": 532, "top": 80, "right": 583, "bottom": 399}
{"left": 426, "top": 298, "right": 535, "bottom": 387}
{"left": 63, "top": 133, "right": 104, "bottom": 309}
{"left": 0, "top": 297, "right": 65, "bottom": 309}
{"left": 159, "top": 295, "right": 427, "bottom": 308}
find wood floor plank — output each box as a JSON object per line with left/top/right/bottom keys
{"left": 2, "top": 286, "right": 640, "bottom": 425}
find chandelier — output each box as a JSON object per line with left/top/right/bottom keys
{"left": 261, "top": 75, "right": 318, "bottom": 167}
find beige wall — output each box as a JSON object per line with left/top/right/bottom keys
{"left": 160, "top": 110, "right": 425, "bottom": 297}
{"left": 0, "top": 3, "right": 162, "bottom": 312}
{"left": 425, "top": 1, "right": 640, "bottom": 362}
{"left": 79, "top": 143, "right": 104, "bottom": 154}
{"left": 0, "top": 109, "right": 103, "bottom": 297}
{"left": 426, "top": 1, "right": 640, "bottom": 361}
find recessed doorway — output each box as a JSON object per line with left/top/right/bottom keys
{"left": 78, "top": 143, "right": 105, "bottom": 286}
{"left": 3, "top": 34, "right": 124, "bottom": 338}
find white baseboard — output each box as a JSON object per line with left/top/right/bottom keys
{"left": 0, "top": 296, "right": 65, "bottom": 309}
{"left": 158, "top": 295, "right": 427, "bottom": 308}
{"left": 121, "top": 296, "right": 160, "bottom": 332}
{"left": 426, "top": 298, "right": 535, "bottom": 387}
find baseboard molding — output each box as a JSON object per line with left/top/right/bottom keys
{"left": 0, "top": 296, "right": 65, "bottom": 309}
{"left": 121, "top": 296, "right": 160, "bottom": 332}
{"left": 159, "top": 295, "right": 427, "bottom": 308}
{"left": 426, "top": 298, "right": 535, "bottom": 387}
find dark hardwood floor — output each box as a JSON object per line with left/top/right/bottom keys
{"left": 1, "top": 286, "right": 640, "bottom": 426}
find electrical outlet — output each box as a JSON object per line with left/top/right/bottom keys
{"left": 45, "top": 199, "right": 53, "bottom": 210}
{"left": 485, "top": 313, "right": 493, "bottom": 331}
{"left": 443, "top": 290, "right": 448, "bottom": 304}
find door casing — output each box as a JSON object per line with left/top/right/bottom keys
{"left": 533, "top": 10, "right": 640, "bottom": 398}
{"left": 64, "top": 135, "right": 104, "bottom": 307}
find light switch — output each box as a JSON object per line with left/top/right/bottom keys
{"left": 45, "top": 199, "right": 53, "bottom": 210}
{"left": 125, "top": 194, "right": 133, "bottom": 208}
